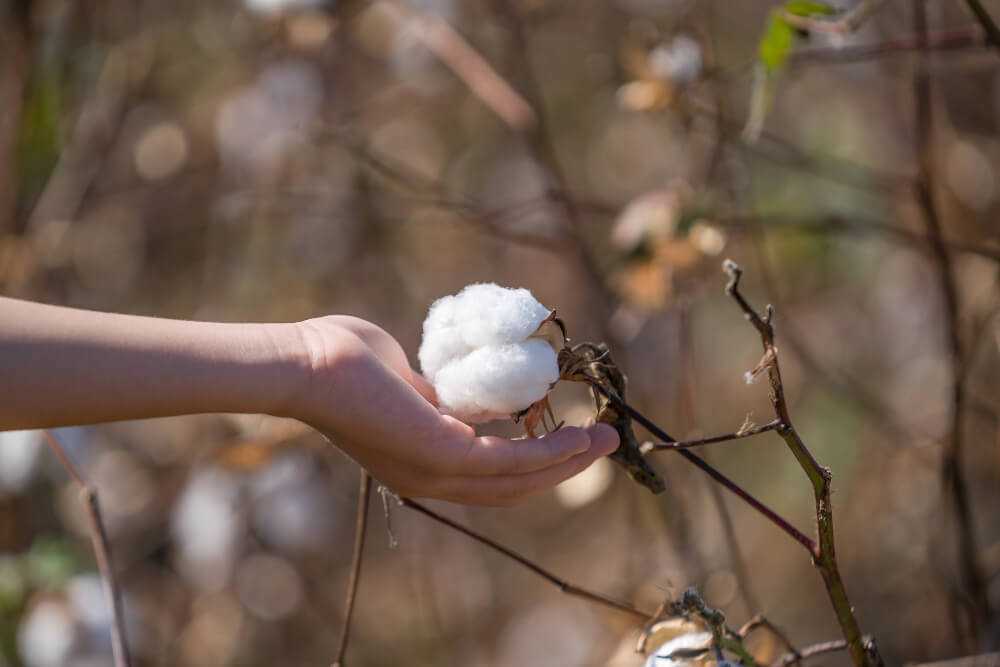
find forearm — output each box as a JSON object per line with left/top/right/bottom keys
{"left": 0, "top": 297, "right": 307, "bottom": 429}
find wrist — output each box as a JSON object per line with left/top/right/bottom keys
{"left": 246, "top": 321, "right": 319, "bottom": 420}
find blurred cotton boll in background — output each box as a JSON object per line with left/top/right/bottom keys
{"left": 648, "top": 35, "right": 703, "bottom": 86}
{"left": 215, "top": 61, "right": 322, "bottom": 181}
{"left": 0, "top": 430, "right": 43, "bottom": 494}
{"left": 172, "top": 468, "right": 243, "bottom": 591}
{"left": 419, "top": 283, "right": 560, "bottom": 423}
{"left": 18, "top": 599, "right": 75, "bottom": 667}
{"left": 554, "top": 457, "right": 614, "bottom": 509}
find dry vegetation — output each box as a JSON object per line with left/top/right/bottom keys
{"left": 1, "top": 0, "right": 1000, "bottom": 665}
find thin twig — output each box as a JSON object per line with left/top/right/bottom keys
{"left": 789, "top": 26, "right": 988, "bottom": 65}
{"left": 722, "top": 261, "right": 879, "bottom": 667}
{"left": 592, "top": 385, "right": 818, "bottom": 555}
{"left": 962, "top": 0, "right": 1000, "bottom": 54}
{"left": 770, "top": 639, "right": 849, "bottom": 666}
{"left": 42, "top": 431, "right": 131, "bottom": 667}
{"left": 399, "top": 498, "right": 650, "bottom": 622}
{"left": 739, "top": 614, "right": 799, "bottom": 659}
{"left": 912, "top": 0, "right": 990, "bottom": 639}
{"left": 331, "top": 470, "right": 372, "bottom": 667}
{"left": 645, "top": 419, "right": 782, "bottom": 451}
{"left": 782, "top": 0, "right": 885, "bottom": 35}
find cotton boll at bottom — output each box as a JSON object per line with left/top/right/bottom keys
{"left": 435, "top": 340, "right": 559, "bottom": 423}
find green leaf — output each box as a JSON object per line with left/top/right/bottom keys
{"left": 25, "top": 537, "right": 79, "bottom": 590}
{"left": 16, "top": 69, "right": 63, "bottom": 204}
{"left": 758, "top": 1, "right": 837, "bottom": 73}
{"left": 759, "top": 10, "right": 796, "bottom": 73}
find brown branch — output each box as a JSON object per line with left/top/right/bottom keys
{"left": 42, "top": 431, "right": 131, "bottom": 667}
{"left": 331, "top": 470, "right": 372, "bottom": 667}
{"left": 912, "top": 0, "right": 990, "bottom": 639}
{"left": 747, "top": 229, "right": 937, "bottom": 457}
{"left": 645, "top": 419, "right": 782, "bottom": 451}
{"left": 739, "top": 614, "right": 799, "bottom": 658}
{"left": 399, "top": 498, "right": 650, "bottom": 622}
{"left": 722, "top": 260, "right": 880, "bottom": 667}
{"left": 962, "top": 0, "right": 1000, "bottom": 55}
{"left": 770, "top": 639, "right": 849, "bottom": 667}
{"left": 789, "top": 26, "right": 988, "bottom": 65}
{"left": 593, "top": 385, "right": 818, "bottom": 555}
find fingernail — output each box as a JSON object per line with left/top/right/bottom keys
{"left": 586, "top": 423, "right": 620, "bottom": 456}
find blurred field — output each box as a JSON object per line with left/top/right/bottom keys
{"left": 1, "top": 0, "right": 1000, "bottom": 665}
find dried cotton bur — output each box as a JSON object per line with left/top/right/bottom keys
{"left": 419, "top": 283, "right": 666, "bottom": 494}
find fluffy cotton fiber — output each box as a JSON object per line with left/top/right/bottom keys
{"left": 419, "top": 283, "right": 560, "bottom": 423}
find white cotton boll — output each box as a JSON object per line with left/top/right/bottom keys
{"left": 435, "top": 341, "right": 559, "bottom": 423}
{"left": 418, "top": 295, "right": 470, "bottom": 382}
{"left": 419, "top": 283, "right": 560, "bottom": 423}
{"left": 452, "top": 283, "right": 552, "bottom": 348}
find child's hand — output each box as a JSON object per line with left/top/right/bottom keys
{"left": 288, "top": 316, "right": 619, "bottom": 506}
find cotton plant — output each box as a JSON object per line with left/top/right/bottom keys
{"left": 418, "top": 282, "right": 666, "bottom": 494}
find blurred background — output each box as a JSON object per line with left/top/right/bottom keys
{"left": 1, "top": 0, "right": 999, "bottom": 664}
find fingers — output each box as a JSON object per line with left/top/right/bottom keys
{"left": 452, "top": 425, "right": 594, "bottom": 476}
{"left": 409, "top": 372, "right": 438, "bottom": 406}
{"left": 429, "top": 424, "right": 620, "bottom": 506}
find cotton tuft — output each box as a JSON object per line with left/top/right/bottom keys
{"left": 419, "top": 283, "right": 559, "bottom": 423}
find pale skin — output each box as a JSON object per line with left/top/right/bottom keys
{"left": 0, "top": 297, "right": 619, "bottom": 506}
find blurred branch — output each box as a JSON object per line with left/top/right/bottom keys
{"left": 677, "top": 306, "right": 763, "bottom": 615}
{"left": 0, "top": 7, "right": 30, "bottom": 235}
{"left": 961, "top": 0, "right": 1000, "bottom": 55}
{"left": 781, "top": 0, "right": 885, "bottom": 35}
{"left": 400, "top": 498, "right": 651, "bottom": 621}
{"left": 688, "top": 98, "right": 912, "bottom": 193}
{"left": 746, "top": 230, "right": 942, "bottom": 459}
{"left": 394, "top": 3, "right": 537, "bottom": 132}
{"left": 330, "top": 130, "right": 571, "bottom": 253}
{"left": 789, "top": 26, "right": 990, "bottom": 65}
{"left": 714, "top": 213, "right": 1000, "bottom": 264}
{"left": 488, "top": 0, "right": 619, "bottom": 323}
{"left": 722, "top": 260, "right": 880, "bottom": 667}
{"left": 332, "top": 470, "right": 372, "bottom": 667}
{"left": 644, "top": 419, "right": 782, "bottom": 451}
{"left": 25, "top": 33, "right": 147, "bottom": 235}
{"left": 42, "top": 430, "right": 131, "bottom": 667}
{"left": 912, "top": 0, "right": 990, "bottom": 639}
